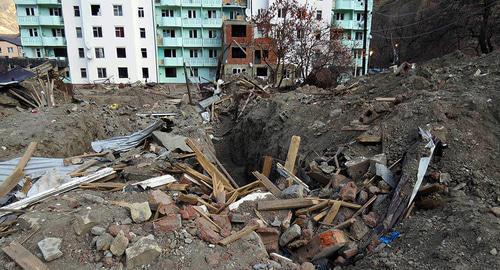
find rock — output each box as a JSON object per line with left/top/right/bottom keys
{"left": 362, "top": 212, "right": 379, "bottom": 228}
{"left": 211, "top": 214, "right": 232, "bottom": 237}
{"left": 253, "top": 263, "right": 268, "bottom": 270}
{"left": 339, "top": 182, "right": 358, "bottom": 202}
{"left": 300, "top": 262, "right": 315, "bottom": 270}
{"left": 121, "top": 217, "right": 133, "bottom": 225}
{"left": 184, "top": 238, "right": 193, "bottom": 244}
{"left": 73, "top": 211, "right": 100, "bottom": 235}
{"left": 102, "top": 257, "right": 114, "bottom": 268}
{"left": 153, "top": 214, "right": 181, "bottom": 233}
{"left": 196, "top": 217, "right": 222, "bottom": 244}
{"left": 490, "top": 207, "right": 500, "bottom": 217}
{"left": 148, "top": 190, "right": 173, "bottom": 210}
{"left": 281, "top": 185, "right": 304, "bottom": 199}
{"left": 205, "top": 252, "right": 220, "bottom": 267}
{"left": 369, "top": 154, "right": 387, "bottom": 173}
{"left": 350, "top": 217, "right": 369, "bottom": 240}
{"left": 269, "top": 260, "right": 282, "bottom": 269}
{"left": 357, "top": 190, "right": 368, "bottom": 205}
{"left": 490, "top": 248, "right": 498, "bottom": 256}
{"left": 108, "top": 224, "right": 131, "bottom": 238}
{"left": 125, "top": 235, "right": 161, "bottom": 268}
{"left": 129, "top": 202, "right": 152, "bottom": 223}
{"left": 367, "top": 185, "right": 380, "bottom": 194}
{"left": 330, "top": 108, "right": 342, "bottom": 118}
{"left": 158, "top": 203, "right": 180, "bottom": 216}
{"left": 38, "top": 237, "right": 63, "bottom": 262}
{"left": 256, "top": 227, "right": 280, "bottom": 253}
{"left": 439, "top": 172, "right": 452, "bottom": 184}
{"left": 345, "top": 157, "right": 370, "bottom": 180}
{"left": 110, "top": 231, "right": 129, "bottom": 256}
{"left": 91, "top": 226, "right": 106, "bottom": 236}
{"left": 81, "top": 193, "right": 106, "bottom": 204}
{"left": 179, "top": 205, "right": 200, "bottom": 220}
{"left": 341, "top": 242, "right": 358, "bottom": 259}
{"left": 319, "top": 162, "right": 335, "bottom": 174}
{"left": 294, "top": 229, "right": 348, "bottom": 262}
{"left": 279, "top": 224, "right": 301, "bottom": 247}
{"left": 96, "top": 233, "right": 114, "bottom": 251}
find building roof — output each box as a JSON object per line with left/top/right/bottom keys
{"left": 0, "top": 67, "right": 35, "bottom": 86}
{"left": 0, "top": 35, "right": 22, "bottom": 46}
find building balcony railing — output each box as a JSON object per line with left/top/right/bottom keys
{"left": 205, "top": 58, "right": 218, "bottom": 66}
{"left": 17, "top": 16, "right": 40, "bottom": 26}
{"left": 37, "top": 0, "right": 62, "bottom": 5}
{"left": 334, "top": 20, "right": 364, "bottom": 30}
{"left": 21, "top": 37, "right": 43, "bottom": 46}
{"left": 16, "top": 0, "right": 37, "bottom": 5}
{"left": 203, "top": 38, "right": 221, "bottom": 47}
{"left": 162, "top": 57, "right": 184, "bottom": 66}
{"left": 39, "top": 16, "right": 64, "bottom": 26}
{"left": 155, "top": 0, "right": 181, "bottom": 6}
{"left": 202, "top": 0, "right": 222, "bottom": 7}
{"left": 204, "top": 18, "right": 222, "bottom": 28}
{"left": 182, "top": 18, "right": 202, "bottom": 27}
{"left": 342, "top": 39, "right": 364, "bottom": 49}
{"left": 183, "top": 38, "right": 203, "bottom": 47}
{"left": 157, "top": 17, "right": 182, "bottom": 27}
{"left": 42, "top": 37, "right": 66, "bottom": 46}
{"left": 185, "top": 58, "right": 205, "bottom": 66}
{"left": 182, "top": 0, "right": 202, "bottom": 6}
{"left": 223, "top": 0, "right": 247, "bottom": 7}
{"left": 335, "top": 0, "right": 365, "bottom": 11}
{"left": 158, "top": 37, "right": 183, "bottom": 46}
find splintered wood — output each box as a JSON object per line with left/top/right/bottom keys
{"left": 0, "top": 142, "right": 37, "bottom": 198}
{"left": 284, "top": 136, "right": 301, "bottom": 186}
{"left": 2, "top": 241, "right": 48, "bottom": 270}
{"left": 252, "top": 171, "right": 281, "bottom": 197}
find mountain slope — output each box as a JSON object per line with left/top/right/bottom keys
{"left": 0, "top": 0, "right": 18, "bottom": 35}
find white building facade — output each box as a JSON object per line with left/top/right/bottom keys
{"left": 62, "top": 0, "right": 157, "bottom": 84}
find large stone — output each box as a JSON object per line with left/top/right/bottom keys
{"left": 38, "top": 237, "right": 63, "bottom": 262}
{"left": 91, "top": 226, "right": 106, "bottom": 236}
{"left": 73, "top": 211, "right": 100, "bottom": 235}
{"left": 108, "top": 224, "right": 131, "bottom": 238}
{"left": 293, "top": 229, "right": 348, "bottom": 263}
{"left": 129, "top": 202, "right": 152, "bottom": 223}
{"left": 256, "top": 227, "right": 280, "bottom": 253}
{"left": 179, "top": 205, "right": 199, "bottom": 220}
{"left": 211, "top": 214, "right": 232, "bottom": 237}
{"left": 125, "top": 235, "right": 161, "bottom": 268}
{"left": 345, "top": 157, "right": 370, "bottom": 180}
{"left": 279, "top": 224, "right": 301, "bottom": 247}
{"left": 96, "top": 233, "right": 114, "bottom": 251}
{"left": 369, "top": 153, "right": 387, "bottom": 174}
{"left": 110, "top": 231, "right": 129, "bottom": 256}
{"left": 350, "top": 217, "right": 369, "bottom": 240}
{"left": 196, "top": 217, "right": 222, "bottom": 244}
{"left": 148, "top": 190, "right": 173, "bottom": 210}
{"left": 491, "top": 207, "right": 500, "bottom": 217}
{"left": 281, "top": 185, "right": 304, "bottom": 199}
{"left": 153, "top": 214, "right": 182, "bottom": 233}
{"left": 339, "top": 182, "right": 358, "bottom": 202}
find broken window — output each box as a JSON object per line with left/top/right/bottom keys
{"left": 26, "top": 7, "right": 35, "bottom": 16}
{"left": 278, "top": 8, "right": 285, "bottom": 18}
{"left": 116, "top": 48, "right": 126, "bottom": 58}
{"left": 189, "top": 30, "right": 198, "bottom": 38}
{"left": 208, "top": 30, "right": 217, "bottom": 38}
{"left": 163, "top": 29, "right": 175, "bottom": 38}
{"left": 29, "top": 28, "right": 38, "bottom": 37}
{"left": 231, "top": 25, "right": 246, "bottom": 37}
{"left": 49, "top": 8, "right": 62, "bottom": 16}
{"left": 188, "top": 10, "right": 196, "bottom": 18}
{"left": 189, "top": 49, "right": 199, "bottom": 58}
{"left": 209, "top": 49, "right": 217, "bottom": 58}
{"left": 91, "top": 5, "right": 101, "bottom": 16}
{"left": 256, "top": 67, "right": 268, "bottom": 77}
{"left": 165, "top": 68, "right": 177, "bottom": 77}
{"left": 118, "top": 67, "right": 128, "bottom": 78}
{"left": 51, "top": 29, "right": 65, "bottom": 37}
{"left": 357, "top": 13, "right": 363, "bottom": 21}
{"left": 141, "top": 48, "right": 147, "bottom": 58}
{"left": 315, "top": 31, "right": 321, "bottom": 40}
{"left": 231, "top": 47, "right": 246, "bottom": 58}
{"left": 208, "top": 10, "right": 217, "bottom": 18}
{"left": 190, "top": 68, "right": 198, "bottom": 77}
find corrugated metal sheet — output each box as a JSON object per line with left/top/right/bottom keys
{"left": 0, "top": 157, "right": 78, "bottom": 183}
{"left": 91, "top": 121, "right": 163, "bottom": 153}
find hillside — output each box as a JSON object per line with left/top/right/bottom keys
{"left": 0, "top": 0, "right": 18, "bottom": 35}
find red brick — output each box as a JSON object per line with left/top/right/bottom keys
{"left": 148, "top": 190, "right": 173, "bottom": 209}
{"left": 196, "top": 217, "right": 222, "bottom": 244}
{"left": 339, "top": 181, "right": 358, "bottom": 202}
{"left": 158, "top": 203, "right": 180, "bottom": 216}
{"left": 153, "top": 214, "right": 181, "bottom": 233}
{"left": 211, "top": 214, "right": 232, "bottom": 237}
{"left": 362, "top": 212, "right": 379, "bottom": 228}
{"left": 341, "top": 242, "right": 358, "bottom": 259}
{"left": 256, "top": 227, "right": 280, "bottom": 253}
{"left": 179, "top": 205, "right": 199, "bottom": 220}
{"left": 293, "top": 229, "right": 348, "bottom": 263}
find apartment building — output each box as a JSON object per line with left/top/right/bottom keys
{"left": 332, "top": 0, "right": 373, "bottom": 76}
{"left": 16, "top": 0, "right": 67, "bottom": 59}
{"left": 62, "top": 1, "right": 157, "bottom": 84}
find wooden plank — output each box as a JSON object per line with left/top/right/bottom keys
{"left": 341, "top": 125, "right": 370, "bottom": 131}
{"left": 175, "top": 163, "right": 213, "bottom": 186}
{"left": 219, "top": 224, "right": 259, "bottom": 246}
{"left": 313, "top": 209, "right": 329, "bottom": 222}
{"left": 375, "top": 97, "right": 396, "bottom": 102}
{"left": 0, "top": 142, "right": 37, "bottom": 198}
{"left": 296, "top": 200, "right": 329, "bottom": 215}
{"left": 252, "top": 171, "right": 281, "bottom": 197}
{"left": 276, "top": 163, "right": 310, "bottom": 191}
{"left": 261, "top": 156, "right": 273, "bottom": 177}
{"left": 284, "top": 136, "right": 301, "bottom": 186}
{"left": 2, "top": 241, "right": 48, "bottom": 270}
{"left": 69, "top": 159, "right": 99, "bottom": 177}
{"left": 257, "top": 199, "right": 316, "bottom": 211}
{"left": 356, "top": 134, "right": 382, "bottom": 143}
{"left": 323, "top": 201, "right": 342, "bottom": 224}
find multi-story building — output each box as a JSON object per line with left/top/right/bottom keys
{"left": 332, "top": 0, "right": 373, "bottom": 76}
{"left": 0, "top": 35, "right": 23, "bottom": 58}
{"left": 16, "top": 0, "right": 67, "bottom": 60}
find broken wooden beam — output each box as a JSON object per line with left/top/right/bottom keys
{"left": 323, "top": 201, "right": 342, "bottom": 224}
{"left": 252, "top": 171, "right": 281, "bottom": 197}
{"left": 219, "top": 224, "right": 260, "bottom": 246}
{"left": 0, "top": 142, "right": 37, "bottom": 198}
{"left": 257, "top": 198, "right": 317, "bottom": 211}
{"left": 284, "top": 136, "right": 301, "bottom": 186}
{"left": 261, "top": 156, "right": 273, "bottom": 177}
{"left": 2, "top": 241, "right": 48, "bottom": 270}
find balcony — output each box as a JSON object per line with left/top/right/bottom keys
{"left": 334, "top": 20, "right": 363, "bottom": 30}
{"left": 155, "top": 0, "right": 181, "bottom": 5}
{"left": 183, "top": 38, "right": 203, "bottom": 47}
{"left": 203, "top": 38, "right": 221, "bottom": 47}
{"left": 37, "top": 0, "right": 62, "bottom": 5}
{"left": 182, "top": 0, "right": 202, "bottom": 6}
{"left": 205, "top": 58, "right": 218, "bottom": 66}
{"left": 202, "top": 0, "right": 222, "bottom": 7}
{"left": 182, "top": 18, "right": 202, "bottom": 27}
{"left": 42, "top": 37, "right": 66, "bottom": 46}
{"left": 158, "top": 37, "right": 183, "bottom": 46}
{"left": 17, "top": 16, "right": 39, "bottom": 26}
{"left": 16, "top": 0, "right": 36, "bottom": 4}
{"left": 342, "top": 39, "right": 363, "bottom": 49}
{"left": 162, "top": 57, "right": 184, "bottom": 66}
{"left": 39, "top": 16, "right": 64, "bottom": 26}
{"left": 223, "top": 0, "right": 247, "bottom": 7}
{"left": 335, "top": 0, "right": 365, "bottom": 11}
{"left": 21, "top": 37, "right": 43, "bottom": 46}
{"left": 204, "top": 18, "right": 222, "bottom": 28}
{"left": 157, "top": 17, "right": 182, "bottom": 27}
{"left": 185, "top": 58, "right": 204, "bottom": 66}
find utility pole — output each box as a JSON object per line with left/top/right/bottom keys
{"left": 362, "top": 0, "right": 368, "bottom": 75}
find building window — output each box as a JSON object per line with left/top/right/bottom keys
{"left": 138, "top": 7, "right": 144, "bottom": 17}
{"left": 188, "top": 10, "right": 196, "bottom": 18}
{"left": 35, "top": 48, "right": 42, "bottom": 57}
{"left": 29, "top": 28, "right": 38, "bottom": 37}
{"left": 140, "top": 28, "right": 146, "bottom": 38}
{"left": 231, "top": 25, "right": 246, "bottom": 37}
{"left": 26, "top": 8, "right": 35, "bottom": 16}
{"left": 118, "top": 67, "right": 128, "bottom": 78}
{"left": 189, "top": 30, "right": 198, "bottom": 38}
{"left": 74, "top": 6, "right": 80, "bottom": 17}
{"left": 80, "top": 68, "right": 87, "bottom": 78}
{"left": 142, "top": 68, "right": 149, "bottom": 79}
{"left": 232, "top": 68, "right": 245, "bottom": 74}
{"left": 97, "top": 68, "right": 107, "bottom": 78}
{"left": 95, "top": 48, "right": 105, "bottom": 58}
{"left": 208, "top": 49, "right": 217, "bottom": 58}
{"left": 190, "top": 68, "right": 198, "bottom": 77}
{"left": 116, "top": 48, "right": 126, "bottom": 58}
{"left": 231, "top": 47, "right": 246, "bottom": 58}
{"left": 208, "top": 30, "right": 216, "bottom": 38}
{"left": 229, "top": 10, "right": 239, "bottom": 20}
{"left": 165, "top": 68, "right": 176, "bottom": 78}
{"left": 141, "top": 48, "right": 147, "bottom": 58}
{"left": 78, "top": 48, "right": 85, "bottom": 58}
{"left": 336, "top": 13, "right": 344, "bottom": 21}
{"left": 91, "top": 5, "right": 101, "bottom": 16}
{"left": 113, "top": 5, "right": 123, "bottom": 16}
{"left": 256, "top": 67, "right": 268, "bottom": 77}
{"left": 163, "top": 29, "right": 175, "bottom": 37}
{"left": 355, "top": 32, "right": 363, "bottom": 40}
{"left": 76, "top": 27, "right": 82, "bottom": 38}
{"left": 277, "top": 8, "right": 285, "bottom": 18}
{"left": 115, "top": 27, "right": 125, "bottom": 37}
{"left": 207, "top": 10, "right": 216, "bottom": 18}
{"left": 164, "top": 49, "right": 176, "bottom": 58}
{"left": 189, "top": 49, "right": 199, "bottom": 58}
{"left": 49, "top": 8, "right": 62, "bottom": 16}
{"left": 357, "top": 13, "right": 363, "bottom": 21}
{"left": 162, "top": 9, "right": 174, "bottom": 17}
{"left": 93, "top": 27, "right": 103, "bottom": 37}
{"left": 7, "top": 47, "right": 13, "bottom": 53}
{"left": 283, "top": 69, "right": 291, "bottom": 79}
{"left": 51, "top": 28, "right": 65, "bottom": 37}
{"left": 316, "top": 10, "right": 322, "bottom": 20}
